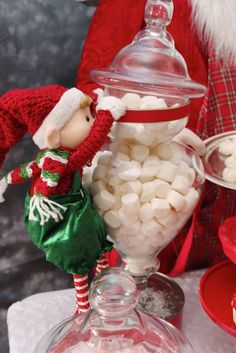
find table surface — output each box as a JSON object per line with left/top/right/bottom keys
{"left": 7, "top": 269, "right": 236, "bottom": 353}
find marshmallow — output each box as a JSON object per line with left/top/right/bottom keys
{"left": 130, "top": 144, "right": 150, "bottom": 163}
{"left": 151, "top": 198, "right": 171, "bottom": 218}
{"left": 176, "top": 162, "right": 195, "bottom": 185}
{"left": 155, "top": 143, "right": 173, "bottom": 160}
{"left": 92, "top": 165, "right": 108, "bottom": 181}
{"left": 104, "top": 210, "right": 120, "bottom": 229}
{"left": 158, "top": 210, "right": 179, "bottom": 228}
{"left": 134, "top": 125, "right": 154, "bottom": 146}
{"left": 119, "top": 180, "right": 143, "bottom": 195}
{"left": 154, "top": 179, "right": 171, "bottom": 199}
{"left": 110, "top": 195, "right": 122, "bottom": 210}
{"left": 225, "top": 156, "right": 236, "bottom": 168}
{"left": 157, "top": 160, "right": 178, "bottom": 182}
{"left": 142, "top": 156, "right": 161, "bottom": 178}
{"left": 167, "top": 190, "right": 187, "bottom": 211}
{"left": 121, "top": 93, "right": 141, "bottom": 109}
{"left": 113, "top": 152, "right": 130, "bottom": 164}
{"left": 140, "top": 97, "right": 167, "bottom": 110}
{"left": 151, "top": 233, "right": 166, "bottom": 247}
{"left": 118, "top": 207, "right": 138, "bottom": 226}
{"left": 117, "top": 160, "right": 142, "bottom": 181}
{"left": 219, "top": 139, "right": 235, "bottom": 156}
{"left": 121, "top": 193, "right": 140, "bottom": 214}
{"left": 115, "top": 122, "right": 138, "bottom": 139}
{"left": 89, "top": 180, "right": 107, "bottom": 196}
{"left": 183, "top": 187, "right": 200, "bottom": 213}
{"left": 97, "top": 153, "right": 112, "bottom": 167}
{"left": 141, "top": 218, "right": 162, "bottom": 237}
{"left": 106, "top": 168, "right": 122, "bottom": 185}
{"left": 140, "top": 181, "right": 159, "bottom": 203}
{"left": 171, "top": 175, "right": 191, "bottom": 195}
{"left": 93, "top": 190, "right": 116, "bottom": 211}
{"left": 141, "top": 95, "right": 158, "bottom": 104}
{"left": 125, "top": 255, "right": 158, "bottom": 275}
{"left": 117, "top": 143, "right": 130, "bottom": 155}
{"left": 120, "top": 220, "right": 141, "bottom": 237}
{"left": 222, "top": 167, "right": 236, "bottom": 183}
{"left": 138, "top": 202, "right": 154, "bottom": 222}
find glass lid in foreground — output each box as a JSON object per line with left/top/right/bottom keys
{"left": 35, "top": 268, "right": 195, "bottom": 353}
{"left": 90, "top": 0, "right": 206, "bottom": 98}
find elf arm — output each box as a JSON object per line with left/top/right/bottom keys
{"left": 34, "top": 149, "right": 70, "bottom": 196}
{"left": 0, "top": 160, "right": 40, "bottom": 202}
{"left": 69, "top": 97, "right": 126, "bottom": 171}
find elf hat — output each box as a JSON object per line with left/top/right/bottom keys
{"left": 0, "top": 85, "right": 86, "bottom": 168}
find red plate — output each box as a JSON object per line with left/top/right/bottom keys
{"left": 200, "top": 260, "right": 236, "bottom": 337}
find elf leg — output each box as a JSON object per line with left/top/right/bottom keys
{"left": 95, "top": 254, "right": 109, "bottom": 277}
{"left": 73, "top": 274, "right": 90, "bottom": 315}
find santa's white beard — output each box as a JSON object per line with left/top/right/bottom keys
{"left": 190, "top": 0, "right": 236, "bottom": 64}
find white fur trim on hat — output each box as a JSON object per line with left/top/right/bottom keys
{"left": 33, "top": 88, "right": 85, "bottom": 149}
{"left": 96, "top": 96, "right": 126, "bottom": 121}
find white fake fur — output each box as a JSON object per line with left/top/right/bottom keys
{"left": 190, "top": 0, "right": 236, "bottom": 64}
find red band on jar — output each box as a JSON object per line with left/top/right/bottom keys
{"left": 118, "top": 102, "right": 191, "bottom": 123}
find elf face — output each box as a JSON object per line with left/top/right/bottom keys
{"left": 45, "top": 106, "right": 95, "bottom": 149}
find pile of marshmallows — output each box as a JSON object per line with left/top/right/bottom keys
{"left": 90, "top": 95, "right": 200, "bottom": 274}
{"left": 219, "top": 137, "right": 236, "bottom": 183}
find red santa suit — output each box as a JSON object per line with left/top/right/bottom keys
{"left": 76, "top": 0, "right": 236, "bottom": 274}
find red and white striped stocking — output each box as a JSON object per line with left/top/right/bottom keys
{"left": 95, "top": 254, "right": 109, "bottom": 277}
{"left": 73, "top": 274, "right": 90, "bottom": 314}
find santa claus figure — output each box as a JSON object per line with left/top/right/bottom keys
{"left": 76, "top": 0, "right": 236, "bottom": 274}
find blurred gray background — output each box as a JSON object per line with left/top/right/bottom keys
{"left": 0, "top": 0, "right": 98, "bottom": 351}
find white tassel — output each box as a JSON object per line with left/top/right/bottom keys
{"left": 29, "top": 195, "right": 67, "bottom": 225}
{"left": 0, "top": 178, "right": 8, "bottom": 203}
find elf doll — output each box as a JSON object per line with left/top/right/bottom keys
{"left": 0, "top": 84, "right": 126, "bottom": 313}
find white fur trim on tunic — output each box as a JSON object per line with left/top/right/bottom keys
{"left": 96, "top": 96, "right": 126, "bottom": 121}
{"left": 190, "top": 0, "right": 236, "bottom": 64}
{"left": 33, "top": 88, "right": 85, "bottom": 149}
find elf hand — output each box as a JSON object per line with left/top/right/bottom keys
{"left": 173, "top": 128, "right": 206, "bottom": 156}
{"left": 96, "top": 96, "right": 126, "bottom": 121}
{"left": 92, "top": 88, "right": 105, "bottom": 103}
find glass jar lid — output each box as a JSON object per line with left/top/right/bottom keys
{"left": 35, "top": 268, "right": 195, "bottom": 353}
{"left": 90, "top": 0, "right": 206, "bottom": 99}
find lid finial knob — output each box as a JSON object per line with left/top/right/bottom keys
{"left": 145, "top": 0, "right": 174, "bottom": 28}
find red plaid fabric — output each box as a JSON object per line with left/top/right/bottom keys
{"left": 169, "top": 54, "right": 236, "bottom": 273}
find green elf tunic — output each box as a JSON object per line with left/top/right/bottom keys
{"left": 4, "top": 148, "right": 112, "bottom": 275}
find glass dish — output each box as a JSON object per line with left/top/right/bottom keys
{"left": 203, "top": 131, "right": 236, "bottom": 190}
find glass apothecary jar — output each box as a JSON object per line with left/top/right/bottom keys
{"left": 87, "top": 0, "right": 206, "bottom": 317}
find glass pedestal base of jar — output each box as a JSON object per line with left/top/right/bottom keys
{"left": 121, "top": 259, "right": 185, "bottom": 328}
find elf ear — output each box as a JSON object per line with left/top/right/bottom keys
{"left": 44, "top": 128, "right": 61, "bottom": 149}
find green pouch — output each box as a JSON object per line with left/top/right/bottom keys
{"left": 24, "top": 173, "right": 112, "bottom": 275}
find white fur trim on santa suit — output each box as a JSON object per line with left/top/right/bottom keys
{"left": 33, "top": 88, "right": 85, "bottom": 149}
{"left": 190, "top": 0, "right": 236, "bottom": 64}
{"left": 96, "top": 96, "right": 126, "bottom": 121}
